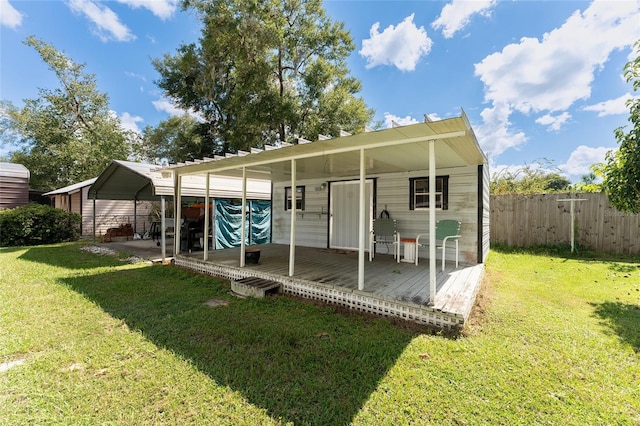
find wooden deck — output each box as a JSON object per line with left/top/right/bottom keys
{"left": 177, "top": 244, "right": 484, "bottom": 329}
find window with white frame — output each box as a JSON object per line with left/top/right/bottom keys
{"left": 409, "top": 176, "right": 449, "bottom": 210}
{"left": 284, "top": 186, "right": 305, "bottom": 211}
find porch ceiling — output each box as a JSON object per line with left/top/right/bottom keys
{"left": 166, "top": 112, "right": 487, "bottom": 182}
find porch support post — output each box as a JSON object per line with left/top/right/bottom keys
{"left": 160, "top": 196, "right": 166, "bottom": 263}
{"left": 92, "top": 196, "right": 96, "bottom": 243}
{"left": 175, "top": 173, "right": 182, "bottom": 256}
{"left": 429, "top": 140, "right": 437, "bottom": 304}
{"left": 289, "top": 159, "right": 296, "bottom": 277}
{"left": 358, "top": 148, "right": 366, "bottom": 290}
{"left": 240, "top": 167, "right": 247, "bottom": 267}
{"left": 203, "top": 172, "right": 210, "bottom": 261}
{"left": 133, "top": 198, "right": 137, "bottom": 236}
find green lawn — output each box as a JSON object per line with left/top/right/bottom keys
{"left": 1, "top": 242, "right": 638, "bottom": 425}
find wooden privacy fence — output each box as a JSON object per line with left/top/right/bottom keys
{"left": 490, "top": 193, "right": 640, "bottom": 255}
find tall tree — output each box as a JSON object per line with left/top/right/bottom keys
{"left": 153, "top": 0, "right": 373, "bottom": 155}
{"left": 602, "top": 40, "right": 640, "bottom": 214}
{"left": 5, "top": 36, "right": 131, "bottom": 190}
{"left": 136, "top": 114, "right": 204, "bottom": 164}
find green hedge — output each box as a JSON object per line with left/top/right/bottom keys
{"left": 0, "top": 204, "right": 81, "bottom": 247}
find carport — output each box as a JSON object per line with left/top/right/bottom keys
{"left": 88, "top": 160, "right": 271, "bottom": 262}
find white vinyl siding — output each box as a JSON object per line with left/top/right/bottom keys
{"left": 272, "top": 179, "right": 329, "bottom": 248}
{"left": 272, "top": 164, "right": 487, "bottom": 265}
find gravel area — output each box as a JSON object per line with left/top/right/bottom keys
{"left": 80, "top": 245, "right": 149, "bottom": 264}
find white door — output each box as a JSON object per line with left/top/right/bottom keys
{"left": 329, "top": 180, "right": 373, "bottom": 250}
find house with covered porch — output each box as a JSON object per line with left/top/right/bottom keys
{"left": 166, "top": 111, "right": 489, "bottom": 329}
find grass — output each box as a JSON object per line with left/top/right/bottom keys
{"left": 1, "top": 242, "right": 639, "bottom": 425}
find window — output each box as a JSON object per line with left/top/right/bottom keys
{"left": 284, "top": 186, "right": 305, "bottom": 211}
{"left": 409, "top": 176, "right": 449, "bottom": 210}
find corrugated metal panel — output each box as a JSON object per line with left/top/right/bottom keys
{"left": 0, "top": 162, "right": 29, "bottom": 179}
{"left": 0, "top": 163, "right": 30, "bottom": 209}
{"left": 89, "top": 160, "right": 270, "bottom": 201}
{"left": 70, "top": 192, "right": 82, "bottom": 215}
{"left": 80, "top": 198, "right": 155, "bottom": 237}
{"left": 43, "top": 178, "right": 96, "bottom": 196}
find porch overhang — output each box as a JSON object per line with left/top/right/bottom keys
{"left": 166, "top": 112, "right": 486, "bottom": 182}
{"left": 166, "top": 110, "right": 486, "bottom": 307}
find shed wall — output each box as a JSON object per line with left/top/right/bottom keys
{"left": 0, "top": 165, "right": 29, "bottom": 210}
{"left": 272, "top": 165, "right": 484, "bottom": 265}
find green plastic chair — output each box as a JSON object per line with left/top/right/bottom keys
{"left": 415, "top": 220, "right": 461, "bottom": 270}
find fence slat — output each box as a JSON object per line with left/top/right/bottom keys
{"left": 490, "top": 193, "right": 640, "bottom": 255}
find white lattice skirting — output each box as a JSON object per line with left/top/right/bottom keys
{"left": 175, "top": 256, "right": 464, "bottom": 329}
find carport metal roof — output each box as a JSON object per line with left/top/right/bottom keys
{"left": 88, "top": 160, "right": 270, "bottom": 201}
{"left": 44, "top": 178, "right": 97, "bottom": 196}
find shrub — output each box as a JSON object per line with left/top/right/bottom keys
{"left": 0, "top": 204, "right": 81, "bottom": 247}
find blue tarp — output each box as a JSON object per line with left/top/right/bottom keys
{"left": 214, "top": 200, "right": 271, "bottom": 249}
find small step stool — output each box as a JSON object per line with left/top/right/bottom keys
{"left": 231, "top": 277, "right": 281, "bottom": 298}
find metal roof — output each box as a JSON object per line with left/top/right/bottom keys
{"left": 165, "top": 111, "right": 487, "bottom": 182}
{"left": 88, "top": 160, "right": 271, "bottom": 201}
{"left": 44, "top": 178, "right": 97, "bottom": 196}
{"left": 0, "top": 162, "right": 30, "bottom": 179}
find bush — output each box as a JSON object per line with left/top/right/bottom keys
{"left": 0, "top": 204, "right": 81, "bottom": 247}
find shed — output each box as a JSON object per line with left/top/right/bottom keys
{"left": 164, "top": 111, "right": 490, "bottom": 327}
{"left": 0, "top": 162, "right": 30, "bottom": 210}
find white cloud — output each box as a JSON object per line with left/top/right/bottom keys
{"left": 535, "top": 112, "right": 571, "bottom": 131}
{"left": 119, "top": 112, "right": 144, "bottom": 133}
{"left": 360, "top": 14, "right": 432, "bottom": 72}
{"left": 116, "top": 0, "right": 179, "bottom": 20}
{"left": 474, "top": 103, "right": 527, "bottom": 159}
{"left": 432, "top": 0, "right": 496, "bottom": 39}
{"left": 0, "top": 0, "right": 23, "bottom": 29}
{"left": 152, "top": 98, "right": 201, "bottom": 120}
{"left": 68, "top": 0, "right": 135, "bottom": 42}
{"left": 125, "top": 71, "right": 147, "bottom": 82}
{"left": 153, "top": 98, "right": 185, "bottom": 116}
{"left": 559, "top": 145, "right": 612, "bottom": 178}
{"left": 583, "top": 93, "right": 634, "bottom": 117}
{"left": 474, "top": 0, "right": 640, "bottom": 157}
{"left": 383, "top": 113, "right": 419, "bottom": 128}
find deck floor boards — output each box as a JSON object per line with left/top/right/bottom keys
{"left": 182, "top": 244, "right": 484, "bottom": 323}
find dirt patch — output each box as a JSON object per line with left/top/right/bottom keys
{"left": 464, "top": 269, "right": 501, "bottom": 334}
{"left": 204, "top": 298, "right": 230, "bottom": 307}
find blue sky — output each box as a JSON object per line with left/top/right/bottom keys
{"left": 1, "top": 0, "right": 639, "bottom": 182}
